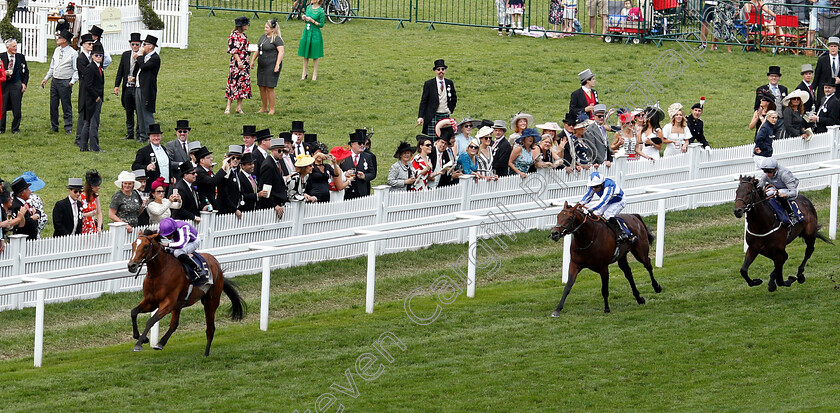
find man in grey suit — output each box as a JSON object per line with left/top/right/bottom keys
{"left": 582, "top": 104, "right": 612, "bottom": 168}
{"left": 164, "top": 119, "right": 192, "bottom": 183}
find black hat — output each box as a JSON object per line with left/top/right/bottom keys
{"left": 433, "top": 59, "right": 447, "bottom": 70}
{"left": 11, "top": 177, "right": 29, "bottom": 195}
{"left": 255, "top": 128, "right": 273, "bottom": 141}
{"left": 278, "top": 131, "right": 292, "bottom": 142}
{"left": 175, "top": 120, "right": 191, "bottom": 131}
{"left": 480, "top": 119, "right": 494, "bottom": 128}
{"left": 58, "top": 30, "right": 73, "bottom": 42}
{"left": 89, "top": 25, "right": 103, "bottom": 37}
{"left": 767, "top": 66, "right": 782, "bottom": 76}
{"left": 348, "top": 130, "right": 366, "bottom": 144}
{"left": 240, "top": 152, "right": 255, "bottom": 164}
{"left": 416, "top": 134, "right": 432, "bottom": 144}
{"left": 92, "top": 43, "right": 105, "bottom": 55}
{"left": 303, "top": 133, "right": 317, "bottom": 143}
{"left": 393, "top": 141, "right": 417, "bottom": 158}
{"left": 235, "top": 16, "right": 250, "bottom": 27}
{"left": 242, "top": 125, "right": 257, "bottom": 136}
{"left": 148, "top": 123, "right": 163, "bottom": 135}
{"left": 143, "top": 35, "right": 158, "bottom": 47}
{"left": 691, "top": 102, "right": 703, "bottom": 110}
{"left": 290, "top": 121, "right": 305, "bottom": 133}
{"left": 194, "top": 146, "right": 213, "bottom": 160}
{"left": 562, "top": 111, "right": 578, "bottom": 125}
{"left": 757, "top": 91, "right": 775, "bottom": 103}
{"left": 438, "top": 125, "right": 455, "bottom": 141}
{"left": 129, "top": 32, "right": 142, "bottom": 43}
{"left": 80, "top": 33, "right": 94, "bottom": 44}
{"left": 823, "top": 82, "right": 838, "bottom": 89}
{"left": 85, "top": 169, "right": 102, "bottom": 187}
{"left": 179, "top": 162, "right": 197, "bottom": 174}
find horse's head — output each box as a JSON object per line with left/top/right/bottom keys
{"left": 734, "top": 175, "right": 760, "bottom": 218}
{"left": 551, "top": 202, "right": 584, "bottom": 241}
{"left": 127, "top": 230, "right": 163, "bottom": 273}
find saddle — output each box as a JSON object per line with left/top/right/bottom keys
{"left": 180, "top": 254, "right": 212, "bottom": 286}
{"left": 614, "top": 217, "right": 635, "bottom": 239}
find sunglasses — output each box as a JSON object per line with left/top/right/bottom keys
{"left": 435, "top": 67, "right": 446, "bottom": 71}
{"left": 463, "top": 125, "right": 473, "bottom": 128}
{"left": 184, "top": 171, "right": 197, "bottom": 175}
{"left": 422, "top": 143, "right": 432, "bottom": 147}
{"left": 154, "top": 190, "right": 166, "bottom": 193}
{"left": 70, "top": 189, "right": 82, "bottom": 194}
{"left": 762, "top": 169, "right": 775, "bottom": 174}
{"left": 93, "top": 53, "right": 103, "bottom": 57}
{"left": 595, "top": 114, "right": 604, "bottom": 118}
{"left": 468, "top": 145, "right": 479, "bottom": 149}
{"left": 177, "top": 130, "right": 189, "bottom": 134}
{"left": 229, "top": 156, "right": 241, "bottom": 160}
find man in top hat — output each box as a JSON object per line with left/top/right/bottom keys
{"left": 686, "top": 102, "right": 711, "bottom": 150}
{"left": 9, "top": 177, "right": 38, "bottom": 239}
{"left": 164, "top": 119, "right": 193, "bottom": 182}
{"left": 52, "top": 178, "right": 84, "bottom": 237}
{"left": 754, "top": 66, "right": 787, "bottom": 111}
{"left": 187, "top": 141, "right": 202, "bottom": 167}
{"left": 290, "top": 121, "right": 307, "bottom": 155}
{"left": 418, "top": 59, "right": 458, "bottom": 137}
{"left": 582, "top": 103, "right": 613, "bottom": 167}
{"left": 241, "top": 125, "right": 258, "bottom": 154}
{"left": 237, "top": 152, "right": 266, "bottom": 213}
{"left": 490, "top": 120, "right": 512, "bottom": 177}
{"left": 559, "top": 112, "right": 591, "bottom": 173}
{"left": 133, "top": 34, "right": 161, "bottom": 143}
{"left": 113, "top": 32, "right": 142, "bottom": 141}
{"left": 41, "top": 30, "right": 78, "bottom": 135}
{"left": 303, "top": 133, "right": 318, "bottom": 155}
{"left": 193, "top": 146, "right": 225, "bottom": 210}
{"left": 132, "top": 123, "right": 173, "bottom": 189}
{"left": 251, "top": 128, "right": 273, "bottom": 177}
{"left": 809, "top": 82, "right": 840, "bottom": 134}
{"left": 796, "top": 64, "right": 816, "bottom": 113}
{"left": 340, "top": 130, "right": 377, "bottom": 199}
{"left": 87, "top": 25, "right": 112, "bottom": 69}
{"left": 570, "top": 69, "right": 599, "bottom": 119}
{"left": 0, "top": 39, "right": 30, "bottom": 134}
{"left": 216, "top": 145, "right": 246, "bottom": 215}
{"left": 258, "top": 137, "right": 290, "bottom": 216}
{"left": 79, "top": 42, "right": 106, "bottom": 152}
{"left": 360, "top": 129, "right": 378, "bottom": 176}
{"left": 428, "top": 125, "right": 460, "bottom": 188}
{"left": 172, "top": 162, "right": 204, "bottom": 222}
{"left": 74, "top": 33, "right": 95, "bottom": 148}
{"left": 814, "top": 36, "right": 840, "bottom": 103}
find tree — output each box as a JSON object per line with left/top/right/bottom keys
{"left": 139, "top": 0, "right": 165, "bottom": 30}
{"left": 0, "top": 0, "right": 22, "bottom": 42}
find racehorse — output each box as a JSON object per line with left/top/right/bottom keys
{"left": 549, "top": 202, "right": 662, "bottom": 315}
{"left": 733, "top": 175, "right": 832, "bottom": 291}
{"left": 127, "top": 231, "right": 245, "bottom": 356}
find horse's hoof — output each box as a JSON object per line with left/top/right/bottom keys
{"left": 142, "top": 337, "right": 149, "bottom": 344}
{"left": 797, "top": 273, "right": 806, "bottom": 284}
{"left": 604, "top": 308, "right": 611, "bottom": 313}
{"left": 152, "top": 344, "right": 163, "bottom": 351}
{"left": 132, "top": 345, "right": 143, "bottom": 352}
{"left": 637, "top": 297, "right": 646, "bottom": 305}
{"left": 550, "top": 310, "right": 562, "bottom": 318}
{"left": 749, "top": 279, "right": 763, "bottom": 287}
{"left": 785, "top": 276, "right": 797, "bottom": 286}
{"left": 653, "top": 284, "right": 662, "bottom": 293}
{"left": 768, "top": 282, "right": 777, "bottom": 292}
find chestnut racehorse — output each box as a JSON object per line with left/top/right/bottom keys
{"left": 733, "top": 175, "right": 832, "bottom": 291}
{"left": 549, "top": 202, "right": 662, "bottom": 315}
{"left": 127, "top": 232, "right": 245, "bottom": 356}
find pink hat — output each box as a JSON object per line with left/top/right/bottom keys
{"left": 150, "top": 177, "right": 168, "bottom": 191}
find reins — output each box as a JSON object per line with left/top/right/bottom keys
{"left": 552, "top": 206, "right": 601, "bottom": 250}
{"left": 737, "top": 180, "right": 784, "bottom": 237}
{"left": 132, "top": 235, "right": 162, "bottom": 279}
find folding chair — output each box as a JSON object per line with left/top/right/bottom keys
{"left": 774, "top": 14, "right": 806, "bottom": 53}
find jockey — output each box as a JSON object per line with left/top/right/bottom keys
{"left": 579, "top": 171, "right": 634, "bottom": 243}
{"left": 758, "top": 157, "right": 800, "bottom": 226}
{"left": 158, "top": 217, "right": 206, "bottom": 284}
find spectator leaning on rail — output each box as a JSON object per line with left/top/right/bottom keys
{"left": 158, "top": 217, "right": 206, "bottom": 284}
{"left": 490, "top": 120, "right": 511, "bottom": 177}
{"left": 582, "top": 104, "right": 613, "bottom": 167}
{"left": 809, "top": 82, "right": 839, "bottom": 134}
{"left": 147, "top": 177, "right": 181, "bottom": 225}
{"left": 109, "top": 171, "right": 146, "bottom": 234}
{"left": 758, "top": 157, "right": 800, "bottom": 226}
{"left": 387, "top": 141, "right": 417, "bottom": 191}
{"left": 685, "top": 102, "right": 711, "bottom": 151}
{"left": 52, "top": 178, "right": 83, "bottom": 237}
{"left": 16, "top": 171, "right": 48, "bottom": 238}
{"left": 579, "top": 171, "right": 634, "bottom": 243}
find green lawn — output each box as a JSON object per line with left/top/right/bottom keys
{"left": 0, "top": 188, "right": 837, "bottom": 411}
{"left": 1, "top": 11, "right": 814, "bottom": 237}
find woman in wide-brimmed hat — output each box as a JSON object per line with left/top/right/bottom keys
{"left": 80, "top": 169, "right": 103, "bottom": 234}
{"left": 288, "top": 155, "right": 318, "bottom": 202}
{"left": 387, "top": 141, "right": 418, "bottom": 190}
{"left": 475, "top": 126, "right": 497, "bottom": 180}
{"left": 535, "top": 121, "right": 565, "bottom": 169}
{"left": 108, "top": 171, "right": 146, "bottom": 233}
{"left": 662, "top": 103, "right": 691, "bottom": 157}
{"left": 782, "top": 89, "right": 812, "bottom": 140}
{"left": 508, "top": 112, "right": 535, "bottom": 145}
{"left": 636, "top": 106, "right": 665, "bottom": 161}
{"left": 509, "top": 128, "right": 540, "bottom": 179}
{"left": 15, "top": 171, "right": 48, "bottom": 238}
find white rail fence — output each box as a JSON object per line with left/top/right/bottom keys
{"left": 0, "top": 0, "right": 190, "bottom": 62}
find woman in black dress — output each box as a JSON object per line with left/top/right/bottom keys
{"left": 306, "top": 152, "right": 339, "bottom": 202}
{"left": 249, "top": 19, "right": 285, "bottom": 115}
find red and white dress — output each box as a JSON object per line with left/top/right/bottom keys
{"left": 79, "top": 192, "right": 99, "bottom": 234}
{"left": 411, "top": 154, "right": 432, "bottom": 191}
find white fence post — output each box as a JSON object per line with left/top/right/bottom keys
{"left": 109, "top": 222, "right": 128, "bottom": 293}
{"left": 365, "top": 241, "right": 376, "bottom": 314}
{"left": 458, "top": 176, "right": 475, "bottom": 242}
{"left": 198, "top": 210, "right": 214, "bottom": 247}
{"left": 562, "top": 234, "right": 572, "bottom": 283}
{"left": 467, "top": 226, "right": 477, "bottom": 298}
{"left": 831, "top": 173, "right": 838, "bottom": 240}
{"left": 178, "top": 0, "right": 190, "bottom": 49}
{"left": 612, "top": 155, "right": 627, "bottom": 188}
{"left": 655, "top": 199, "right": 666, "bottom": 268}
{"left": 373, "top": 185, "right": 390, "bottom": 255}
{"left": 686, "top": 143, "right": 702, "bottom": 209}
{"left": 33, "top": 289, "right": 45, "bottom": 368}
{"left": 260, "top": 257, "right": 271, "bottom": 331}
{"left": 149, "top": 308, "right": 159, "bottom": 348}
{"left": 289, "top": 202, "right": 305, "bottom": 267}
{"left": 9, "top": 235, "right": 27, "bottom": 309}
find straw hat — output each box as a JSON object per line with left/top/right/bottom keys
{"left": 114, "top": 171, "right": 141, "bottom": 190}
{"left": 667, "top": 102, "right": 683, "bottom": 120}
{"left": 476, "top": 126, "right": 493, "bottom": 139}
{"left": 510, "top": 112, "right": 535, "bottom": 129}
{"left": 535, "top": 122, "right": 562, "bottom": 131}
{"left": 782, "top": 89, "right": 810, "bottom": 107}
{"left": 294, "top": 154, "right": 315, "bottom": 168}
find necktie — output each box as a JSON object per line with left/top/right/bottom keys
{"left": 183, "top": 142, "right": 188, "bottom": 155}
{"left": 244, "top": 145, "right": 251, "bottom": 153}
{"left": 353, "top": 155, "right": 358, "bottom": 167}
{"left": 98, "top": 64, "right": 102, "bottom": 76}
{"left": 439, "top": 80, "right": 444, "bottom": 92}
{"left": 833, "top": 58, "right": 837, "bottom": 77}
{"left": 59, "top": 48, "right": 64, "bottom": 63}
{"left": 248, "top": 174, "right": 257, "bottom": 191}
{"left": 8, "top": 56, "right": 13, "bottom": 74}
{"left": 207, "top": 169, "right": 212, "bottom": 176}
{"left": 71, "top": 200, "right": 78, "bottom": 229}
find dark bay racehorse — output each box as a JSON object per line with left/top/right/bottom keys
{"left": 127, "top": 232, "right": 245, "bottom": 356}
{"left": 549, "top": 202, "right": 662, "bottom": 315}
{"left": 734, "top": 175, "right": 832, "bottom": 291}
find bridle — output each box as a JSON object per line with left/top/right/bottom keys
{"left": 553, "top": 205, "right": 598, "bottom": 237}
{"left": 131, "top": 235, "right": 162, "bottom": 279}
{"left": 734, "top": 178, "right": 770, "bottom": 213}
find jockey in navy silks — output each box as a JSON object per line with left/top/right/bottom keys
{"left": 579, "top": 171, "right": 634, "bottom": 243}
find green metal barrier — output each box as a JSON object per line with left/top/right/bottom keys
{"left": 191, "top": 0, "right": 412, "bottom": 26}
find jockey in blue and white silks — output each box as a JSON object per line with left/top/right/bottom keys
{"left": 579, "top": 171, "right": 633, "bottom": 242}
{"left": 158, "top": 217, "right": 205, "bottom": 284}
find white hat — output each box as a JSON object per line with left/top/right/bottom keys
{"left": 829, "top": 36, "right": 840, "bottom": 46}
{"left": 760, "top": 157, "right": 778, "bottom": 170}
{"left": 476, "top": 126, "right": 493, "bottom": 138}
{"left": 587, "top": 171, "right": 605, "bottom": 187}
{"left": 578, "top": 68, "right": 595, "bottom": 82}
{"left": 667, "top": 102, "right": 683, "bottom": 120}
{"left": 535, "top": 122, "right": 563, "bottom": 131}
{"left": 113, "top": 171, "right": 141, "bottom": 190}
{"left": 510, "top": 112, "right": 535, "bottom": 129}
{"left": 782, "top": 89, "right": 810, "bottom": 106}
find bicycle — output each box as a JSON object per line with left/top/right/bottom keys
{"left": 325, "top": 0, "right": 351, "bottom": 24}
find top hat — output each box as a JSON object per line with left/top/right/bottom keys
{"left": 242, "top": 125, "right": 257, "bottom": 136}
{"left": 92, "top": 43, "right": 105, "bottom": 55}
{"left": 801, "top": 63, "right": 814, "bottom": 74}
{"left": 303, "top": 133, "right": 317, "bottom": 143}
{"left": 79, "top": 33, "right": 94, "bottom": 44}
{"left": 188, "top": 141, "right": 202, "bottom": 153}
{"left": 290, "top": 120, "right": 305, "bottom": 133}
{"left": 147, "top": 123, "right": 163, "bottom": 135}
{"left": 66, "top": 178, "right": 84, "bottom": 190}
{"left": 492, "top": 120, "right": 507, "bottom": 130}
{"left": 227, "top": 145, "right": 243, "bottom": 156}
{"left": 829, "top": 36, "right": 840, "bottom": 46}
{"left": 255, "top": 128, "right": 273, "bottom": 141}
{"left": 278, "top": 131, "right": 292, "bottom": 142}
{"left": 194, "top": 146, "right": 213, "bottom": 160}
{"left": 355, "top": 128, "right": 370, "bottom": 140}
{"left": 235, "top": 16, "right": 250, "bottom": 27}
{"left": 433, "top": 59, "right": 447, "bottom": 70}
{"left": 438, "top": 124, "right": 455, "bottom": 141}
{"left": 348, "top": 130, "right": 366, "bottom": 144}
{"left": 593, "top": 103, "right": 607, "bottom": 113}
{"left": 11, "top": 177, "right": 29, "bottom": 195}
{"left": 58, "top": 30, "right": 73, "bottom": 42}
{"left": 132, "top": 169, "right": 148, "bottom": 180}
{"left": 562, "top": 111, "right": 578, "bottom": 125}
{"left": 270, "top": 138, "right": 286, "bottom": 149}
{"left": 179, "top": 162, "right": 197, "bottom": 174}
{"left": 393, "top": 141, "right": 417, "bottom": 158}
{"left": 89, "top": 25, "right": 103, "bottom": 37}
{"left": 143, "top": 35, "right": 158, "bottom": 47}
{"left": 822, "top": 82, "right": 837, "bottom": 89}
{"left": 767, "top": 66, "right": 782, "bottom": 76}
{"left": 129, "top": 32, "right": 142, "bottom": 43}
{"left": 175, "top": 119, "right": 191, "bottom": 131}
{"left": 17, "top": 171, "right": 45, "bottom": 192}
{"left": 240, "top": 152, "right": 255, "bottom": 164}
{"left": 578, "top": 68, "right": 595, "bottom": 83}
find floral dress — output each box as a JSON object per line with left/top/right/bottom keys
{"left": 549, "top": 0, "right": 563, "bottom": 25}
{"left": 226, "top": 30, "right": 252, "bottom": 100}
{"left": 79, "top": 192, "right": 99, "bottom": 234}
{"left": 26, "top": 193, "right": 48, "bottom": 238}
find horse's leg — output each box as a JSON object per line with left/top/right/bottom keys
{"left": 154, "top": 307, "right": 182, "bottom": 350}
{"left": 130, "top": 299, "right": 154, "bottom": 343}
{"left": 740, "top": 247, "right": 763, "bottom": 287}
{"left": 552, "top": 262, "right": 581, "bottom": 317}
{"left": 771, "top": 249, "right": 794, "bottom": 289}
{"left": 203, "top": 286, "right": 222, "bottom": 357}
{"left": 133, "top": 303, "right": 173, "bottom": 352}
{"left": 598, "top": 267, "right": 611, "bottom": 313}
{"left": 630, "top": 245, "right": 661, "bottom": 293}
{"left": 797, "top": 235, "right": 816, "bottom": 284}
{"left": 617, "top": 256, "right": 645, "bottom": 305}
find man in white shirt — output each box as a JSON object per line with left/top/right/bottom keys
{"left": 40, "top": 30, "right": 78, "bottom": 134}
{"left": 290, "top": 121, "right": 307, "bottom": 155}
{"left": 814, "top": 36, "right": 840, "bottom": 104}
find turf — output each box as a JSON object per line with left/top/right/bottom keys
{"left": 0, "top": 11, "right": 814, "bottom": 237}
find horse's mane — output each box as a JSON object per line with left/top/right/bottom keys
{"left": 739, "top": 175, "right": 759, "bottom": 187}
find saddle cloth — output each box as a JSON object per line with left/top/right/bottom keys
{"left": 179, "top": 253, "right": 213, "bottom": 286}
{"left": 615, "top": 217, "right": 634, "bottom": 238}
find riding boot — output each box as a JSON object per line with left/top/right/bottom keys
{"left": 176, "top": 254, "right": 206, "bottom": 285}
{"left": 779, "top": 197, "right": 798, "bottom": 226}
{"left": 608, "top": 217, "right": 630, "bottom": 243}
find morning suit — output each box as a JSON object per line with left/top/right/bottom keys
{"left": 75, "top": 51, "right": 91, "bottom": 146}
{"left": 216, "top": 167, "right": 243, "bottom": 214}
{"left": 52, "top": 197, "right": 82, "bottom": 237}
{"left": 171, "top": 179, "right": 202, "bottom": 221}
{"left": 194, "top": 165, "right": 225, "bottom": 209}
{"left": 133, "top": 51, "right": 160, "bottom": 141}
{"left": 340, "top": 151, "right": 376, "bottom": 199}
{"left": 237, "top": 169, "right": 260, "bottom": 212}
{"left": 429, "top": 146, "right": 458, "bottom": 187}
{"left": 131, "top": 145, "right": 167, "bottom": 187}
{"left": 754, "top": 84, "right": 788, "bottom": 111}
{"left": 164, "top": 138, "right": 191, "bottom": 182}
{"left": 418, "top": 77, "right": 457, "bottom": 136}
{"left": 258, "top": 156, "right": 290, "bottom": 209}
{"left": 10, "top": 197, "right": 38, "bottom": 239}
{"left": 113, "top": 49, "right": 139, "bottom": 139}
{"left": 491, "top": 137, "right": 512, "bottom": 177}
{"left": 795, "top": 80, "right": 817, "bottom": 113}
{"left": 569, "top": 87, "right": 598, "bottom": 119}
{"left": 582, "top": 122, "right": 613, "bottom": 164}
{"left": 814, "top": 52, "right": 840, "bottom": 103}
{"left": 80, "top": 61, "right": 104, "bottom": 151}
{"left": 251, "top": 147, "right": 269, "bottom": 179}
{"left": 813, "top": 93, "right": 840, "bottom": 134}
{"left": 0, "top": 51, "right": 29, "bottom": 133}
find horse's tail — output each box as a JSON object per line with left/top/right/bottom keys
{"left": 815, "top": 224, "right": 835, "bottom": 245}
{"left": 634, "top": 214, "right": 655, "bottom": 243}
{"left": 222, "top": 278, "right": 246, "bottom": 321}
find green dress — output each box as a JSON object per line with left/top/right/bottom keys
{"left": 298, "top": 5, "right": 325, "bottom": 59}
